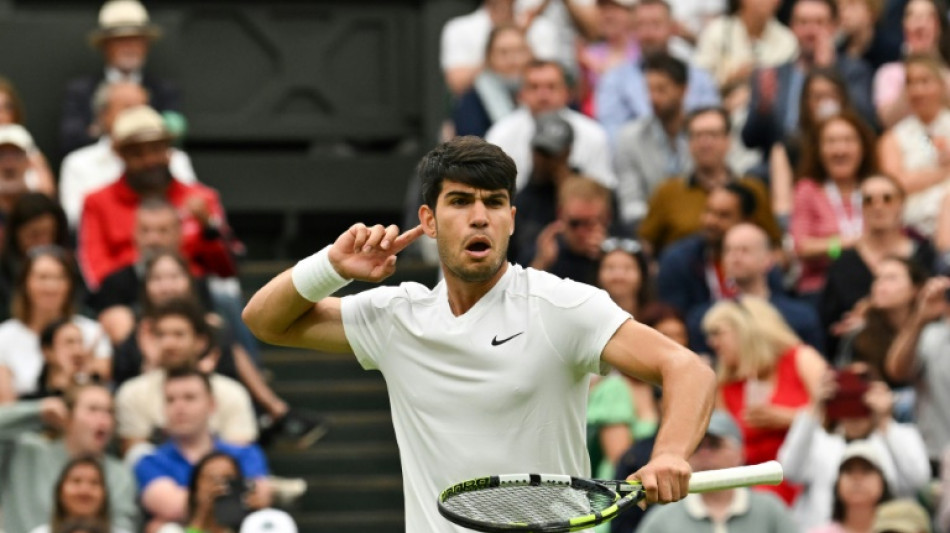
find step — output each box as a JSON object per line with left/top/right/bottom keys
{"left": 273, "top": 378, "right": 390, "bottom": 411}
{"left": 269, "top": 441, "right": 401, "bottom": 477}
{"left": 292, "top": 510, "right": 404, "bottom": 533}
{"left": 296, "top": 474, "right": 404, "bottom": 512}
{"left": 319, "top": 411, "right": 395, "bottom": 443}
{"left": 262, "top": 350, "right": 370, "bottom": 382}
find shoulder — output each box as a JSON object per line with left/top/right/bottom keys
{"left": 0, "top": 319, "right": 27, "bottom": 337}
{"left": 486, "top": 109, "right": 530, "bottom": 140}
{"left": 660, "top": 235, "right": 704, "bottom": 263}
{"left": 209, "top": 373, "right": 252, "bottom": 397}
{"left": 618, "top": 118, "right": 651, "bottom": 143}
{"left": 65, "top": 74, "right": 100, "bottom": 93}
{"left": 115, "top": 372, "right": 153, "bottom": 400}
{"left": 514, "top": 266, "right": 609, "bottom": 309}
{"left": 767, "top": 18, "right": 796, "bottom": 40}
{"left": 343, "top": 281, "right": 441, "bottom": 311}
{"left": 564, "top": 110, "right": 608, "bottom": 139}
{"left": 747, "top": 488, "right": 793, "bottom": 514}
{"left": 793, "top": 178, "right": 822, "bottom": 193}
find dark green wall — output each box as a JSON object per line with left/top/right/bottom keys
{"left": 0, "top": 0, "right": 475, "bottom": 255}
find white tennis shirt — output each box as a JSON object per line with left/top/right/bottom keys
{"left": 341, "top": 264, "right": 631, "bottom": 532}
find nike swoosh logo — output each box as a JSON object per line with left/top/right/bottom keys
{"left": 491, "top": 332, "right": 524, "bottom": 346}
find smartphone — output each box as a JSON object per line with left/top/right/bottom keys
{"left": 825, "top": 369, "right": 871, "bottom": 421}
{"left": 213, "top": 478, "right": 249, "bottom": 529}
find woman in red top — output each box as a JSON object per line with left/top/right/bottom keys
{"left": 703, "top": 296, "right": 827, "bottom": 504}
{"left": 790, "top": 111, "right": 879, "bottom": 304}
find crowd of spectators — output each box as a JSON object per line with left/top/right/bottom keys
{"left": 0, "top": 1, "right": 323, "bottom": 532}
{"left": 438, "top": 0, "right": 950, "bottom": 532}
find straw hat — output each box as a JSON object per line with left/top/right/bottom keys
{"left": 89, "top": 0, "right": 162, "bottom": 46}
{"left": 112, "top": 105, "right": 173, "bottom": 147}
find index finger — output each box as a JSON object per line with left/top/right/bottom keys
{"left": 390, "top": 225, "right": 425, "bottom": 253}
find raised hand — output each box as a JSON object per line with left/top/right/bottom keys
{"left": 327, "top": 223, "right": 425, "bottom": 283}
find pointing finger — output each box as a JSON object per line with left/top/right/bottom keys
{"left": 391, "top": 225, "right": 425, "bottom": 253}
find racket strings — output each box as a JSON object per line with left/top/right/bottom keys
{"left": 442, "top": 484, "right": 616, "bottom": 524}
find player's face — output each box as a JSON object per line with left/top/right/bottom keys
{"left": 421, "top": 181, "right": 515, "bottom": 284}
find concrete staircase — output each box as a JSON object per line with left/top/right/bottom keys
{"left": 243, "top": 259, "right": 440, "bottom": 533}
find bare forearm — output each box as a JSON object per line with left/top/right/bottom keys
{"left": 653, "top": 358, "right": 716, "bottom": 459}
{"left": 564, "top": 2, "right": 600, "bottom": 39}
{"left": 885, "top": 314, "right": 928, "bottom": 383}
{"left": 242, "top": 270, "right": 323, "bottom": 344}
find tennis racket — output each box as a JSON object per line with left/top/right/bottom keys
{"left": 437, "top": 460, "right": 783, "bottom": 532}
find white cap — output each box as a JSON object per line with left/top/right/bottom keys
{"left": 112, "top": 105, "right": 173, "bottom": 147}
{"left": 0, "top": 124, "right": 34, "bottom": 152}
{"left": 90, "top": 0, "right": 162, "bottom": 45}
{"left": 239, "top": 509, "right": 299, "bottom": 533}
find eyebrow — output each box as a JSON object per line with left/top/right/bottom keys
{"left": 443, "top": 190, "right": 509, "bottom": 202}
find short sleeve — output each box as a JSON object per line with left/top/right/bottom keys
{"left": 537, "top": 281, "right": 630, "bottom": 375}
{"left": 115, "top": 381, "right": 152, "bottom": 439}
{"left": 133, "top": 454, "right": 170, "bottom": 491}
{"left": 234, "top": 444, "right": 270, "bottom": 479}
{"left": 340, "top": 287, "right": 400, "bottom": 371}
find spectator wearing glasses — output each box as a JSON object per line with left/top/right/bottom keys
{"left": 529, "top": 176, "right": 616, "bottom": 285}
{"left": 821, "top": 175, "right": 935, "bottom": 350}
{"left": 639, "top": 107, "right": 780, "bottom": 255}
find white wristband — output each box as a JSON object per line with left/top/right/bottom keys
{"left": 291, "top": 246, "right": 352, "bottom": 302}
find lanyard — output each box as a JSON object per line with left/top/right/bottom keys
{"left": 824, "top": 182, "right": 863, "bottom": 240}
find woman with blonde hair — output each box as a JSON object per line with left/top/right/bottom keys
{"left": 703, "top": 296, "right": 826, "bottom": 505}
{"left": 879, "top": 53, "right": 950, "bottom": 238}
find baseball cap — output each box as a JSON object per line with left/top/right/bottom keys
{"left": 240, "top": 509, "right": 298, "bottom": 533}
{"left": 531, "top": 112, "right": 574, "bottom": 155}
{"left": 839, "top": 439, "right": 884, "bottom": 472}
{"left": 89, "top": 0, "right": 162, "bottom": 46}
{"left": 705, "top": 410, "right": 743, "bottom": 446}
{"left": 112, "top": 105, "right": 174, "bottom": 147}
{"left": 0, "top": 124, "right": 34, "bottom": 152}
{"left": 872, "top": 499, "right": 932, "bottom": 533}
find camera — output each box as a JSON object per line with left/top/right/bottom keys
{"left": 213, "top": 478, "right": 251, "bottom": 529}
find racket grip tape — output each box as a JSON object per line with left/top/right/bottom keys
{"left": 688, "top": 461, "right": 784, "bottom": 493}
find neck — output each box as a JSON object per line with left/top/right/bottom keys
{"left": 175, "top": 431, "right": 215, "bottom": 462}
{"left": 63, "top": 435, "right": 100, "bottom": 460}
{"left": 736, "top": 277, "right": 769, "bottom": 299}
{"left": 661, "top": 112, "right": 684, "bottom": 139}
{"left": 694, "top": 166, "right": 730, "bottom": 191}
{"left": 740, "top": 11, "right": 768, "bottom": 39}
{"left": 701, "top": 489, "right": 735, "bottom": 509}
{"left": 28, "top": 310, "right": 61, "bottom": 333}
{"left": 863, "top": 227, "right": 903, "bottom": 249}
{"left": 444, "top": 263, "right": 508, "bottom": 316}
{"left": 830, "top": 177, "right": 857, "bottom": 194}
{"left": 917, "top": 106, "right": 942, "bottom": 125}
{"left": 842, "top": 505, "right": 876, "bottom": 532}
{"left": 885, "top": 305, "right": 912, "bottom": 328}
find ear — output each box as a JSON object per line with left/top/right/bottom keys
{"left": 510, "top": 205, "right": 517, "bottom": 236}
{"left": 418, "top": 204, "right": 437, "bottom": 238}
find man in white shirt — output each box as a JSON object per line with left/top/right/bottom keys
{"left": 115, "top": 298, "right": 258, "bottom": 461}
{"left": 487, "top": 60, "right": 616, "bottom": 191}
{"left": 440, "top": 0, "right": 558, "bottom": 95}
{"left": 59, "top": 81, "right": 196, "bottom": 229}
{"left": 243, "top": 136, "right": 717, "bottom": 532}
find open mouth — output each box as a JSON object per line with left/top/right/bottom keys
{"left": 465, "top": 237, "right": 492, "bottom": 258}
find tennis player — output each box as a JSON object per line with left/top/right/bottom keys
{"left": 243, "top": 136, "right": 717, "bottom": 532}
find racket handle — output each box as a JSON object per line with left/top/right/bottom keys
{"left": 688, "top": 461, "right": 784, "bottom": 493}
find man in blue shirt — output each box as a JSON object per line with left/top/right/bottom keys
{"left": 135, "top": 367, "right": 272, "bottom": 528}
{"left": 595, "top": 0, "right": 719, "bottom": 145}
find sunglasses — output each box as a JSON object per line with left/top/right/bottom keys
{"left": 862, "top": 193, "right": 896, "bottom": 207}
{"left": 601, "top": 237, "right": 642, "bottom": 255}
